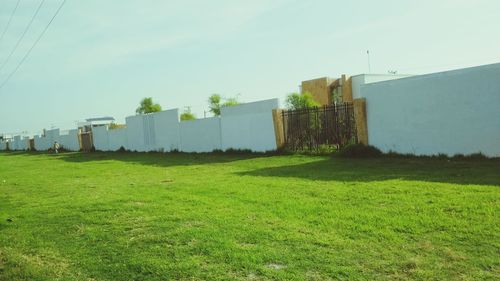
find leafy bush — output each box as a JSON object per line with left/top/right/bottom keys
{"left": 116, "top": 146, "right": 127, "bottom": 153}
{"left": 225, "top": 148, "right": 253, "bottom": 154}
{"left": 208, "top": 94, "right": 240, "bottom": 116}
{"left": 109, "top": 123, "right": 126, "bottom": 129}
{"left": 136, "top": 97, "right": 162, "bottom": 114}
{"left": 180, "top": 107, "right": 196, "bottom": 121}
{"left": 285, "top": 92, "right": 320, "bottom": 110}
{"left": 337, "top": 144, "right": 382, "bottom": 158}
{"left": 452, "top": 153, "right": 487, "bottom": 161}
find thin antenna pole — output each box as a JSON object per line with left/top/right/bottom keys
{"left": 367, "top": 50, "right": 371, "bottom": 73}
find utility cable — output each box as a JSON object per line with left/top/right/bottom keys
{"left": 0, "top": 0, "right": 66, "bottom": 91}
{"left": 0, "top": 0, "right": 21, "bottom": 44}
{"left": 0, "top": 0, "right": 45, "bottom": 73}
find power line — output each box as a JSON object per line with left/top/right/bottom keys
{"left": 0, "top": 0, "right": 66, "bottom": 91}
{"left": 0, "top": 0, "right": 21, "bottom": 44}
{"left": 0, "top": 0, "right": 45, "bottom": 74}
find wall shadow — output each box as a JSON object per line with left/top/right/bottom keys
{"left": 237, "top": 157, "right": 500, "bottom": 186}
{"left": 2, "top": 151, "right": 499, "bottom": 186}
{"left": 0, "top": 151, "right": 268, "bottom": 168}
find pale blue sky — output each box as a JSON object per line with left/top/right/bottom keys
{"left": 0, "top": 0, "right": 499, "bottom": 134}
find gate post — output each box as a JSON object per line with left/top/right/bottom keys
{"left": 272, "top": 109, "right": 285, "bottom": 150}
{"left": 78, "top": 129, "right": 83, "bottom": 151}
{"left": 353, "top": 98, "right": 369, "bottom": 145}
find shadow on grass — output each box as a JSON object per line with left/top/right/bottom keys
{"left": 0, "top": 150, "right": 267, "bottom": 168}
{"left": 237, "top": 157, "right": 500, "bottom": 186}
{"left": 2, "top": 151, "right": 499, "bottom": 186}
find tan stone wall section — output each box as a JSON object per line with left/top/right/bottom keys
{"left": 343, "top": 76, "right": 353, "bottom": 102}
{"left": 272, "top": 109, "right": 285, "bottom": 149}
{"left": 353, "top": 98, "right": 368, "bottom": 145}
{"left": 301, "top": 77, "right": 334, "bottom": 105}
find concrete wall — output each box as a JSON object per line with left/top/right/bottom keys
{"left": 153, "top": 109, "right": 180, "bottom": 152}
{"left": 124, "top": 110, "right": 180, "bottom": 152}
{"left": 3, "top": 98, "right": 281, "bottom": 154}
{"left": 125, "top": 115, "right": 146, "bottom": 152}
{"left": 363, "top": 63, "right": 500, "bottom": 157}
{"left": 10, "top": 136, "right": 28, "bottom": 150}
{"left": 92, "top": 126, "right": 110, "bottom": 151}
{"left": 34, "top": 135, "right": 52, "bottom": 151}
{"left": 0, "top": 140, "right": 6, "bottom": 150}
{"left": 92, "top": 126, "right": 128, "bottom": 151}
{"left": 221, "top": 98, "right": 279, "bottom": 152}
{"left": 108, "top": 128, "right": 127, "bottom": 151}
{"left": 352, "top": 74, "right": 413, "bottom": 100}
{"left": 59, "top": 129, "right": 80, "bottom": 151}
{"left": 32, "top": 128, "right": 79, "bottom": 151}
{"left": 180, "top": 117, "right": 222, "bottom": 152}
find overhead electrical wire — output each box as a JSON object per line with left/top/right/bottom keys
{"left": 0, "top": 0, "right": 66, "bottom": 91}
{"left": 0, "top": 0, "right": 45, "bottom": 73}
{"left": 0, "top": 0, "right": 21, "bottom": 44}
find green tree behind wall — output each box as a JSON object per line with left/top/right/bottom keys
{"left": 136, "top": 97, "right": 162, "bottom": 114}
{"left": 208, "top": 94, "right": 239, "bottom": 116}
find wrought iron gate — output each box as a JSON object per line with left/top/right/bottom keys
{"left": 282, "top": 103, "right": 357, "bottom": 151}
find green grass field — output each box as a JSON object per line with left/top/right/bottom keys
{"left": 0, "top": 152, "right": 498, "bottom": 280}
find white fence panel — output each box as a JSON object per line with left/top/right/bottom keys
{"left": 10, "top": 136, "right": 29, "bottom": 150}
{"left": 59, "top": 129, "right": 80, "bottom": 151}
{"left": 180, "top": 117, "right": 221, "bottom": 152}
{"left": 153, "top": 109, "right": 180, "bottom": 152}
{"left": 364, "top": 63, "right": 500, "bottom": 157}
{"left": 3, "top": 99, "right": 282, "bottom": 154}
{"left": 108, "top": 128, "right": 128, "bottom": 151}
{"left": 92, "top": 126, "right": 110, "bottom": 151}
{"left": 221, "top": 98, "right": 279, "bottom": 152}
{"left": 34, "top": 135, "right": 51, "bottom": 151}
{"left": 126, "top": 115, "right": 146, "bottom": 152}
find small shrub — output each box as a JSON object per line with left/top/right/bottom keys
{"left": 452, "top": 154, "right": 465, "bottom": 161}
{"left": 436, "top": 153, "right": 449, "bottom": 160}
{"left": 466, "top": 153, "right": 487, "bottom": 160}
{"left": 225, "top": 148, "right": 253, "bottom": 154}
{"left": 337, "top": 144, "right": 382, "bottom": 158}
{"left": 116, "top": 146, "right": 127, "bottom": 153}
{"left": 316, "top": 144, "right": 338, "bottom": 155}
{"left": 452, "top": 153, "right": 487, "bottom": 161}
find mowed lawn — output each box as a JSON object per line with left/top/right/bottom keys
{"left": 0, "top": 152, "right": 498, "bottom": 280}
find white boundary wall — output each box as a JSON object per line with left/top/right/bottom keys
{"left": 363, "top": 63, "right": 500, "bottom": 157}
{"left": 33, "top": 128, "right": 80, "bottom": 151}
{"left": 1, "top": 99, "right": 279, "bottom": 153}
{"left": 351, "top": 74, "right": 413, "bottom": 100}
{"left": 91, "top": 99, "right": 279, "bottom": 153}
{"left": 92, "top": 126, "right": 110, "bottom": 151}
{"left": 125, "top": 110, "right": 181, "bottom": 152}
{"left": 152, "top": 109, "right": 180, "bottom": 152}
{"left": 10, "top": 136, "right": 29, "bottom": 150}
{"left": 125, "top": 115, "right": 145, "bottom": 152}
{"left": 221, "top": 99, "right": 279, "bottom": 152}
{"left": 92, "top": 126, "right": 128, "bottom": 151}
{"left": 180, "top": 117, "right": 222, "bottom": 152}
{"left": 108, "top": 128, "right": 127, "bottom": 151}
{"left": 59, "top": 129, "right": 80, "bottom": 151}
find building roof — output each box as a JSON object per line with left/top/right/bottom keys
{"left": 85, "top": 117, "right": 115, "bottom": 122}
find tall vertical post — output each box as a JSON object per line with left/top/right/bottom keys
{"left": 272, "top": 109, "right": 285, "bottom": 150}
{"left": 353, "top": 98, "right": 368, "bottom": 145}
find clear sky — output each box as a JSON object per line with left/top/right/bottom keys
{"left": 0, "top": 0, "right": 499, "bottom": 135}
